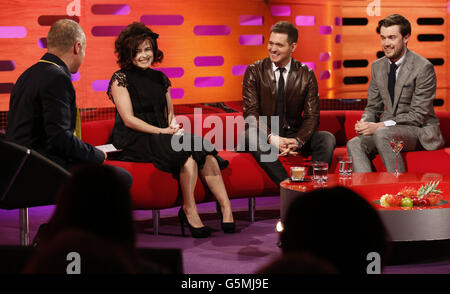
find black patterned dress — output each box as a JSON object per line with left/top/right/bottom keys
{"left": 107, "top": 66, "right": 228, "bottom": 179}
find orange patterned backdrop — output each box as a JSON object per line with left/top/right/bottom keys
{"left": 0, "top": 0, "right": 448, "bottom": 112}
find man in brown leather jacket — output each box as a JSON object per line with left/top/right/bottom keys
{"left": 240, "top": 21, "right": 336, "bottom": 185}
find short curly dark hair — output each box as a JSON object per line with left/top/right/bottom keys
{"left": 114, "top": 22, "right": 164, "bottom": 69}
{"left": 377, "top": 14, "right": 411, "bottom": 38}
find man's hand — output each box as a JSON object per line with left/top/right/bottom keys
{"left": 271, "top": 136, "right": 300, "bottom": 156}
{"left": 355, "top": 119, "right": 385, "bottom": 136}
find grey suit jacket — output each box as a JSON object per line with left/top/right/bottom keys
{"left": 362, "top": 49, "right": 444, "bottom": 150}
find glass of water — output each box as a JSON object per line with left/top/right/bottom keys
{"left": 312, "top": 161, "right": 328, "bottom": 184}
{"left": 338, "top": 156, "right": 353, "bottom": 177}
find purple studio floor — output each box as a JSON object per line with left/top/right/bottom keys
{"left": 2, "top": 196, "right": 450, "bottom": 274}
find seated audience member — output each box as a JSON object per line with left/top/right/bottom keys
{"left": 35, "top": 164, "right": 165, "bottom": 273}
{"left": 256, "top": 252, "right": 337, "bottom": 274}
{"left": 23, "top": 229, "right": 137, "bottom": 274}
{"left": 347, "top": 14, "right": 444, "bottom": 173}
{"left": 106, "top": 22, "right": 235, "bottom": 238}
{"left": 280, "top": 186, "right": 390, "bottom": 274}
{"left": 241, "top": 21, "right": 335, "bottom": 185}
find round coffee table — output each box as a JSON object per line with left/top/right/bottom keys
{"left": 280, "top": 172, "right": 450, "bottom": 241}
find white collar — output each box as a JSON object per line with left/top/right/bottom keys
{"left": 389, "top": 50, "right": 406, "bottom": 67}
{"left": 272, "top": 59, "right": 292, "bottom": 73}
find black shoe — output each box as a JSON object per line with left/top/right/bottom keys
{"left": 178, "top": 208, "right": 211, "bottom": 238}
{"left": 216, "top": 202, "right": 236, "bottom": 234}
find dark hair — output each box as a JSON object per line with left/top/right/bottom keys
{"left": 377, "top": 14, "right": 411, "bottom": 37}
{"left": 42, "top": 164, "right": 136, "bottom": 252}
{"left": 280, "top": 187, "right": 390, "bottom": 274}
{"left": 114, "top": 22, "right": 164, "bottom": 69}
{"left": 271, "top": 21, "right": 298, "bottom": 44}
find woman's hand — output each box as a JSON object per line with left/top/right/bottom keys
{"left": 159, "top": 126, "right": 178, "bottom": 135}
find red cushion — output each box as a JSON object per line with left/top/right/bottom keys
{"left": 81, "top": 119, "right": 114, "bottom": 146}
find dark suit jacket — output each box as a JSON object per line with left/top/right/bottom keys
{"left": 242, "top": 57, "right": 319, "bottom": 143}
{"left": 363, "top": 49, "right": 444, "bottom": 150}
{"left": 6, "top": 53, "right": 104, "bottom": 170}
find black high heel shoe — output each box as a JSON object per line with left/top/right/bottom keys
{"left": 216, "top": 202, "right": 236, "bottom": 234}
{"left": 178, "top": 208, "right": 211, "bottom": 238}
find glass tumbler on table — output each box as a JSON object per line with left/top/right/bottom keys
{"left": 338, "top": 156, "right": 353, "bottom": 177}
{"left": 312, "top": 161, "right": 328, "bottom": 184}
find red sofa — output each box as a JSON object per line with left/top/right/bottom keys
{"left": 82, "top": 110, "right": 450, "bottom": 234}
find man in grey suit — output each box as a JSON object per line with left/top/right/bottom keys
{"left": 347, "top": 14, "right": 444, "bottom": 173}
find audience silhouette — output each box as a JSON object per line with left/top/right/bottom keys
{"left": 24, "top": 228, "right": 137, "bottom": 274}
{"left": 279, "top": 186, "right": 390, "bottom": 274}
{"left": 28, "top": 164, "right": 167, "bottom": 273}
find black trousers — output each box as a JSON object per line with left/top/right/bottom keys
{"left": 238, "top": 127, "right": 336, "bottom": 185}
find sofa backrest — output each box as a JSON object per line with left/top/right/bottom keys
{"left": 81, "top": 119, "right": 115, "bottom": 146}
{"left": 436, "top": 111, "right": 450, "bottom": 147}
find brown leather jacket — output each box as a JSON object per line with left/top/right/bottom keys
{"left": 242, "top": 57, "right": 320, "bottom": 144}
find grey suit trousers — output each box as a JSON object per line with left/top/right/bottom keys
{"left": 347, "top": 125, "right": 422, "bottom": 173}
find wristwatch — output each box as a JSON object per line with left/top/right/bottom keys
{"left": 295, "top": 137, "right": 304, "bottom": 150}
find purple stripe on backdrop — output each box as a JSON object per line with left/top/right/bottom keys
{"left": 0, "top": 26, "right": 27, "bottom": 38}
{"left": 38, "top": 38, "right": 47, "bottom": 49}
{"left": 320, "top": 52, "right": 331, "bottom": 62}
{"left": 91, "top": 4, "right": 130, "bottom": 15}
{"left": 92, "top": 80, "right": 109, "bottom": 91}
{"left": 333, "top": 60, "right": 342, "bottom": 70}
{"left": 320, "top": 70, "right": 331, "bottom": 80}
{"left": 0, "top": 83, "right": 14, "bottom": 93}
{"left": 71, "top": 71, "right": 80, "bottom": 82}
{"left": 335, "top": 17, "right": 342, "bottom": 26}
{"left": 239, "top": 35, "right": 263, "bottom": 45}
{"left": 239, "top": 15, "right": 263, "bottom": 26}
{"left": 270, "top": 5, "right": 291, "bottom": 16}
{"left": 302, "top": 62, "right": 316, "bottom": 71}
{"left": 232, "top": 65, "right": 248, "bottom": 76}
{"left": 194, "top": 56, "right": 224, "bottom": 67}
{"left": 335, "top": 34, "right": 342, "bottom": 43}
{"left": 141, "top": 15, "right": 184, "bottom": 26}
{"left": 319, "top": 26, "right": 333, "bottom": 35}
{"left": 194, "top": 77, "right": 224, "bottom": 87}
{"left": 170, "top": 88, "right": 184, "bottom": 99}
{"left": 37, "top": 15, "right": 79, "bottom": 26}
{"left": 91, "top": 26, "right": 126, "bottom": 37}
{"left": 0, "top": 60, "right": 16, "bottom": 71}
{"left": 194, "top": 25, "right": 231, "bottom": 36}
{"left": 296, "top": 15, "right": 315, "bottom": 26}
{"left": 154, "top": 67, "right": 184, "bottom": 78}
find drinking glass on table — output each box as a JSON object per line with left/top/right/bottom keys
{"left": 312, "top": 161, "right": 328, "bottom": 184}
{"left": 390, "top": 135, "right": 405, "bottom": 176}
{"left": 338, "top": 156, "right": 353, "bottom": 177}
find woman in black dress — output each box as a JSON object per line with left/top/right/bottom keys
{"left": 107, "top": 22, "right": 235, "bottom": 238}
